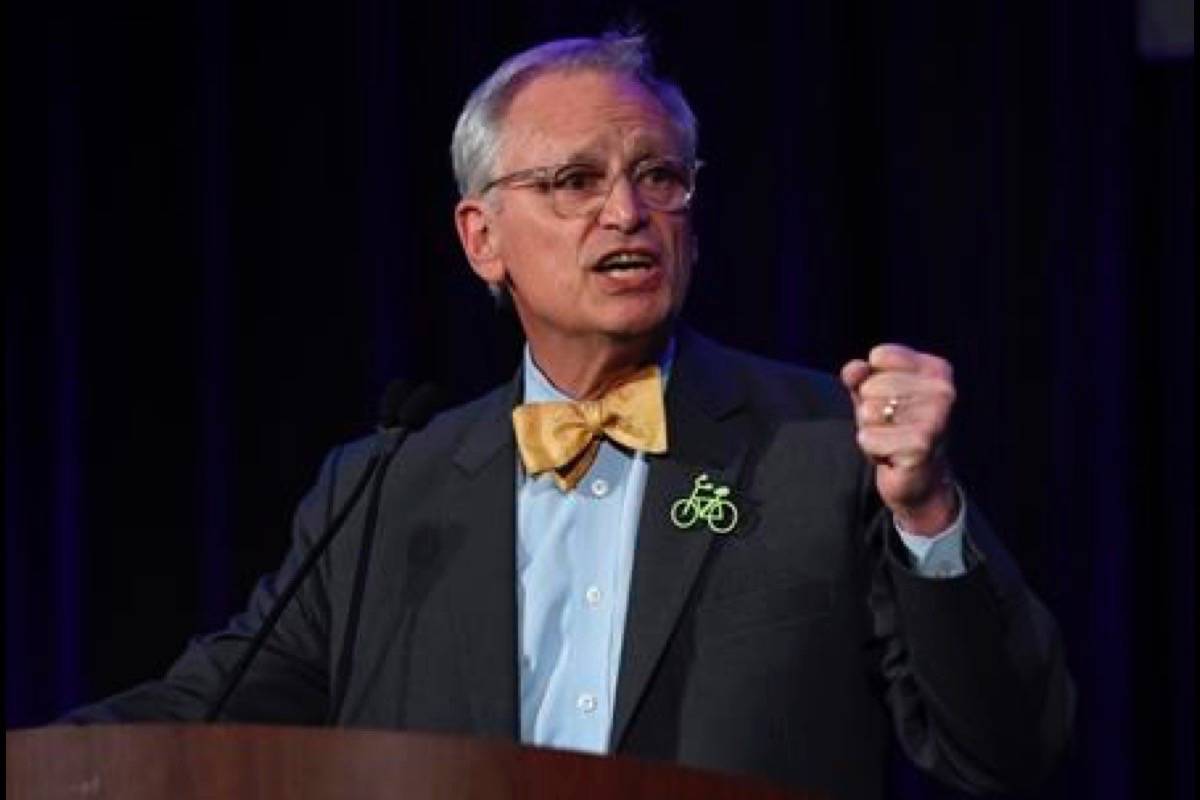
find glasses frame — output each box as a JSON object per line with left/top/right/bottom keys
{"left": 478, "top": 156, "right": 704, "bottom": 218}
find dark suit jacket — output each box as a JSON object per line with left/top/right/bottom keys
{"left": 68, "top": 330, "right": 1074, "bottom": 800}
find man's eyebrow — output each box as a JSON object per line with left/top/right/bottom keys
{"left": 556, "top": 145, "right": 679, "bottom": 168}
{"left": 553, "top": 131, "right": 678, "bottom": 166}
{"left": 557, "top": 145, "right": 608, "bottom": 165}
{"left": 627, "top": 137, "right": 676, "bottom": 160}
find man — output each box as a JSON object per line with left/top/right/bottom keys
{"left": 67, "top": 34, "right": 1074, "bottom": 800}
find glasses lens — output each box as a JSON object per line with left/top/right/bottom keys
{"left": 551, "top": 165, "right": 608, "bottom": 216}
{"left": 547, "top": 160, "right": 695, "bottom": 217}
{"left": 634, "top": 160, "right": 692, "bottom": 211}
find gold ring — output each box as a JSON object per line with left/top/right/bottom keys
{"left": 882, "top": 397, "right": 900, "bottom": 424}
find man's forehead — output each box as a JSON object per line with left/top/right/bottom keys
{"left": 497, "top": 70, "right": 681, "bottom": 164}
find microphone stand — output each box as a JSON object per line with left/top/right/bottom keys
{"left": 205, "top": 382, "right": 438, "bottom": 723}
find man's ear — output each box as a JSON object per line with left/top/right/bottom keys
{"left": 455, "top": 198, "right": 505, "bottom": 285}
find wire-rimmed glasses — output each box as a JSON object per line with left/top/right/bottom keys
{"left": 479, "top": 156, "right": 702, "bottom": 218}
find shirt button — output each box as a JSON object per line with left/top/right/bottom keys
{"left": 576, "top": 693, "right": 598, "bottom": 714}
{"left": 590, "top": 478, "right": 609, "bottom": 497}
{"left": 933, "top": 561, "right": 955, "bottom": 578}
{"left": 585, "top": 585, "right": 602, "bottom": 607}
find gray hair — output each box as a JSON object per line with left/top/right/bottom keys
{"left": 450, "top": 32, "right": 698, "bottom": 197}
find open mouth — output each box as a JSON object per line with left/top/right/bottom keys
{"left": 593, "top": 250, "right": 659, "bottom": 275}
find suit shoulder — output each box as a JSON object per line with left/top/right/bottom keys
{"left": 692, "top": 335, "right": 852, "bottom": 420}
{"left": 316, "top": 381, "right": 512, "bottom": 488}
{"left": 417, "top": 381, "right": 513, "bottom": 443}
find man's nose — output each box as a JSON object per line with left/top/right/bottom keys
{"left": 596, "top": 173, "right": 647, "bottom": 231}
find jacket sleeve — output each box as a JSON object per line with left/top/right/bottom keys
{"left": 868, "top": 482, "right": 1077, "bottom": 795}
{"left": 60, "top": 446, "right": 356, "bottom": 725}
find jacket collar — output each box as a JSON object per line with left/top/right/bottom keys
{"left": 445, "top": 326, "right": 752, "bottom": 745}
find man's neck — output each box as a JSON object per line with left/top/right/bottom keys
{"left": 527, "top": 330, "right": 670, "bottom": 400}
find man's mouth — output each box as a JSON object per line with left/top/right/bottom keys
{"left": 593, "top": 250, "right": 659, "bottom": 275}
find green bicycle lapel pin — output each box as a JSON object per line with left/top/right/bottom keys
{"left": 670, "top": 473, "right": 740, "bottom": 534}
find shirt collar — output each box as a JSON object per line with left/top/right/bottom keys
{"left": 522, "top": 338, "right": 676, "bottom": 404}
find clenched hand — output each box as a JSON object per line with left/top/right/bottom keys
{"left": 841, "top": 344, "right": 959, "bottom": 535}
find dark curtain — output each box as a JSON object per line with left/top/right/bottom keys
{"left": 6, "top": 2, "right": 1193, "bottom": 798}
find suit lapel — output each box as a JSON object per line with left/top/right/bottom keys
{"left": 610, "top": 331, "right": 749, "bottom": 749}
{"left": 431, "top": 334, "right": 750, "bottom": 746}
{"left": 444, "top": 376, "right": 522, "bottom": 739}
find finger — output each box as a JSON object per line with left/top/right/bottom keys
{"left": 856, "top": 371, "right": 919, "bottom": 401}
{"left": 867, "top": 343, "right": 921, "bottom": 373}
{"left": 840, "top": 359, "right": 872, "bottom": 394}
{"left": 855, "top": 395, "right": 947, "bottom": 429}
{"left": 868, "top": 344, "right": 953, "bottom": 380}
{"left": 857, "top": 372, "right": 954, "bottom": 405}
{"left": 855, "top": 426, "right": 934, "bottom": 468}
{"left": 857, "top": 395, "right": 902, "bottom": 428}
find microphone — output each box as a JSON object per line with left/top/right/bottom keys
{"left": 204, "top": 380, "right": 440, "bottom": 723}
{"left": 327, "top": 381, "right": 442, "bottom": 721}
{"left": 378, "top": 381, "right": 441, "bottom": 445}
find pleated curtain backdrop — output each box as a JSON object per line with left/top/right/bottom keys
{"left": 5, "top": 2, "right": 1192, "bottom": 798}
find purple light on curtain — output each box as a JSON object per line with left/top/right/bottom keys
{"left": 47, "top": 12, "right": 85, "bottom": 711}
{"left": 1047, "top": 2, "right": 1135, "bottom": 796}
{"left": 765, "top": 1, "right": 811, "bottom": 361}
{"left": 357, "top": 0, "right": 416, "bottom": 391}
{"left": 196, "top": 0, "right": 234, "bottom": 629}
{"left": 3, "top": 325, "right": 27, "bottom": 722}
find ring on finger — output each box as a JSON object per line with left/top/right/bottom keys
{"left": 882, "top": 396, "right": 901, "bottom": 424}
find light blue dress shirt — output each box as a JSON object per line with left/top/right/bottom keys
{"left": 515, "top": 346, "right": 966, "bottom": 754}
{"left": 516, "top": 347, "right": 658, "bottom": 753}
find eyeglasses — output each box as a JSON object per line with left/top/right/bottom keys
{"left": 479, "top": 156, "right": 702, "bottom": 218}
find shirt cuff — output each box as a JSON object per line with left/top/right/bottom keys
{"left": 894, "top": 485, "right": 968, "bottom": 578}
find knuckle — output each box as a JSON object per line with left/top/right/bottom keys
{"left": 858, "top": 375, "right": 883, "bottom": 397}
{"left": 921, "top": 376, "right": 955, "bottom": 403}
{"left": 912, "top": 350, "right": 948, "bottom": 374}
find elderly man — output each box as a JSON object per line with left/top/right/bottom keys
{"left": 67, "top": 34, "right": 1074, "bottom": 800}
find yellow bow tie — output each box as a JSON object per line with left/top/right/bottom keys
{"left": 512, "top": 365, "right": 668, "bottom": 491}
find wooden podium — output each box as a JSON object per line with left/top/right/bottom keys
{"left": 7, "top": 725, "right": 817, "bottom": 799}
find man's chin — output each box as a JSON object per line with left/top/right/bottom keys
{"left": 600, "top": 311, "right": 678, "bottom": 348}
{"left": 600, "top": 292, "right": 681, "bottom": 332}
